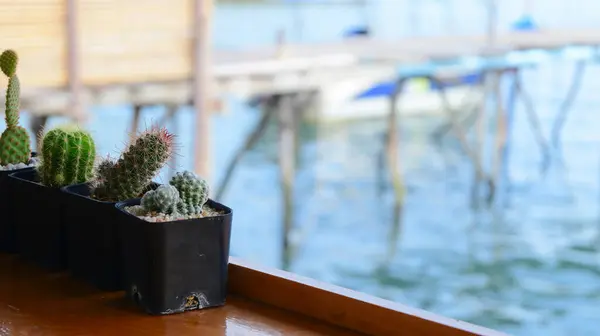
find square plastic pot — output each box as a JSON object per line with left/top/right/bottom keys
{"left": 61, "top": 182, "right": 159, "bottom": 291}
{"left": 115, "top": 198, "right": 233, "bottom": 315}
{"left": 9, "top": 168, "right": 68, "bottom": 271}
{"left": 0, "top": 152, "right": 37, "bottom": 253}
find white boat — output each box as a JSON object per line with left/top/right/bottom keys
{"left": 306, "top": 76, "right": 485, "bottom": 123}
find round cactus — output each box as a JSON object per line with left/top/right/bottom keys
{"left": 0, "top": 50, "right": 18, "bottom": 77}
{"left": 170, "top": 171, "right": 209, "bottom": 216}
{"left": 0, "top": 125, "right": 30, "bottom": 165}
{"left": 37, "top": 125, "right": 96, "bottom": 188}
{"left": 141, "top": 184, "right": 180, "bottom": 215}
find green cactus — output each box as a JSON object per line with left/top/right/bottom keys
{"left": 92, "top": 127, "right": 174, "bottom": 202}
{"left": 170, "top": 171, "right": 209, "bottom": 216}
{"left": 140, "top": 184, "right": 180, "bottom": 215}
{"left": 37, "top": 125, "right": 96, "bottom": 188}
{"left": 0, "top": 49, "right": 31, "bottom": 165}
{"left": 0, "top": 50, "right": 18, "bottom": 77}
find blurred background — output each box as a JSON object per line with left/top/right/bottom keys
{"left": 2, "top": 0, "right": 600, "bottom": 335}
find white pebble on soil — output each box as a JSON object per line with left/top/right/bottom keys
{"left": 124, "top": 204, "right": 224, "bottom": 223}
{"left": 0, "top": 157, "right": 40, "bottom": 171}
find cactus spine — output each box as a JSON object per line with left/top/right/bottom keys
{"left": 37, "top": 125, "right": 96, "bottom": 188}
{"left": 92, "top": 127, "right": 174, "bottom": 202}
{"left": 0, "top": 49, "right": 31, "bottom": 165}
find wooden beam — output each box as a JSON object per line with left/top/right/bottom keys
{"left": 192, "top": 0, "right": 213, "bottom": 180}
{"left": 65, "top": 0, "right": 83, "bottom": 121}
{"left": 228, "top": 257, "right": 507, "bottom": 336}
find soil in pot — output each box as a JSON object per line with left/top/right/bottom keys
{"left": 10, "top": 168, "right": 68, "bottom": 271}
{"left": 0, "top": 153, "right": 38, "bottom": 253}
{"left": 115, "top": 198, "right": 233, "bottom": 315}
{"left": 61, "top": 182, "right": 159, "bottom": 291}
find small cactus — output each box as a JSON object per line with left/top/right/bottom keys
{"left": 0, "top": 50, "right": 18, "bottom": 77}
{"left": 0, "top": 49, "right": 31, "bottom": 165}
{"left": 92, "top": 127, "right": 174, "bottom": 202}
{"left": 37, "top": 125, "right": 96, "bottom": 188}
{"left": 170, "top": 171, "right": 209, "bottom": 216}
{"left": 140, "top": 184, "right": 180, "bottom": 215}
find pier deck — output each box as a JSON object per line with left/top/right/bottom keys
{"left": 4, "top": 20, "right": 600, "bottom": 118}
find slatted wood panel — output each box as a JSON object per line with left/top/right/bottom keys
{"left": 79, "top": 0, "right": 193, "bottom": 85}
{"left": 0, "top": 0, "right": 67, "bottom": 88}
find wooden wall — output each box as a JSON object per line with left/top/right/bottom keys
{"left": 79, "top": 0, "right": 193, "bottom": 85}
{"left": 0, "top": 0, "right": 194, "bottom": 90}
{"left": 0, "top": 0, "right": 67, "bottom": 88}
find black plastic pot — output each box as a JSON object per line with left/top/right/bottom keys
{"left": 10, "top": 168, "right": 68, "bottom": 271}
{"left": 61, "top": 182, "right": 159, "bottom": 291}
{"left": 0, "top": 152, "right": 37, "bottom": 253}
{"left": 115, "top": 198, "right": 233, "bottom": 315}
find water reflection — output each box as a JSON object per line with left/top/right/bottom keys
{"left": 218, "top": 96, "right": 600, "bottom": 336}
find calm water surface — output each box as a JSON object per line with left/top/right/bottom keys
{"left": 17, "top": 1, "right": 600, "bottom": 334}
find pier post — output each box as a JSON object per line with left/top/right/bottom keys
{"left": 215, "top": 98, "right": 277, "bottom": 200}
{"left": 386, "top": 79, "right": 406, "bottom": 202}
{"left": 129, "top": 105, "right": 142, "bottom": 142}
{"left": 166, "top": 104, "right": 179, "bottom": 179}
{"left": 192, "top": 0, "right": 213, "bottom": 181}
{"left": 278, "top": 94, "right": 297, "bottom": 269}
{"left": 490, "top": 70, "right": 507, "bottom": 203}
{"left": 65, "top": 0, "right": 83, "bottom": 121}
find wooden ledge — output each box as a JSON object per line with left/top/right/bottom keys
{"left": 228, "top": 257, "right": 506, "bottom": 336}
{"left": 0, "top": 254, "right": 505, "bottom": 335}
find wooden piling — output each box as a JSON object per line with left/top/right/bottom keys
{"left": 65, "top": 0, "right": 83, "bottom": 121}
{"left": 490, "top": 70, "right": 508, "bottom": 203}
{"left": 192, "top": 0, "right": 213, "bottom": 180}
{"left": 386, "top": 79, "right": 405, "bottom": 202}
{"left": 278, "top": 94, "right": 296, "bottom": 268}
{"left": 129, "top": 105, "right": 142, "bottom": 142}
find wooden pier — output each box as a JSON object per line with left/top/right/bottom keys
{"left": 2, "top": 0, "right": 600, "bottom": 184}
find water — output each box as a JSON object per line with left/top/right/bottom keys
{"left": 12, "top": 0, "right": 600, "bottom": 334}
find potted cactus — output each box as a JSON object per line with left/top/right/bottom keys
{"left": 0, "top": 49, "right": 39, "bottom": 253}
{"left": 115, "top": 170, "right": 232, "bottom": 315}
{"left": 9, "top": 124, "right": 95, "bottom": 270}
{"left": 61, "top": 126, "right": 169, "bottom": 290}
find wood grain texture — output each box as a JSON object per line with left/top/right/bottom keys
{"left": 0, "top": 0, "right": 67, "bottom": 88}
{"left": 78, "top": 0, "right": 193, "bottom": 85}
{"left": 0, "top": 254, "right": 362, "bottom": 336}
{"left": 228, "top": 257, "right": 508, "bottom": 336}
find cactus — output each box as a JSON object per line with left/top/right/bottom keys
{"left": 92, "top": 127, "right": 174, "bottom": 202}
{"left": 0, "top": 49, "right": 31, "bottom": 165}
{"left": 36, "top": 125, "right": 96, "bottom": 188}
{"left": 140, "top": 184, "right": 180, "bottom": 215}
{"left": 0, "top": 50, "right": 18, "bottom": 77}
{"left": 170, "top": 171, "right": 209, "bottom": 216}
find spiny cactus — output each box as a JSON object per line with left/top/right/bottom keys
{"left": 0, "top": 49, "right": 31, "bottom": 165}
{"left": 92, "top": 127, "right": 174, "bottom": 202}
{"left": 170, "top": 171, "right": 209, "bottom": 216}
{"left": 141, "top": 184, "right": 180, "bottom": 215}
{"left": 37, "top": 125, "right": 96, "bottom": 188}
{"left": 0, "top": 50, "right": 18, "bottom": 77}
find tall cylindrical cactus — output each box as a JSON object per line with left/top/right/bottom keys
{"left": 0, "top": 49, "right": 31, "bottom": 165}
{"left": 37, "top": 125, "right": 96, "bottom": 188}
{"left": 92, "top": 127, "right": 174, "bottom": 202}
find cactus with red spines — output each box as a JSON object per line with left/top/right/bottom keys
{"left": 92, "top": 127, "right": 174, "bottom": 202}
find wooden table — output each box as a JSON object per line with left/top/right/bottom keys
{"left": 0, "top": 254, "right": 506, "bottom": 336}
